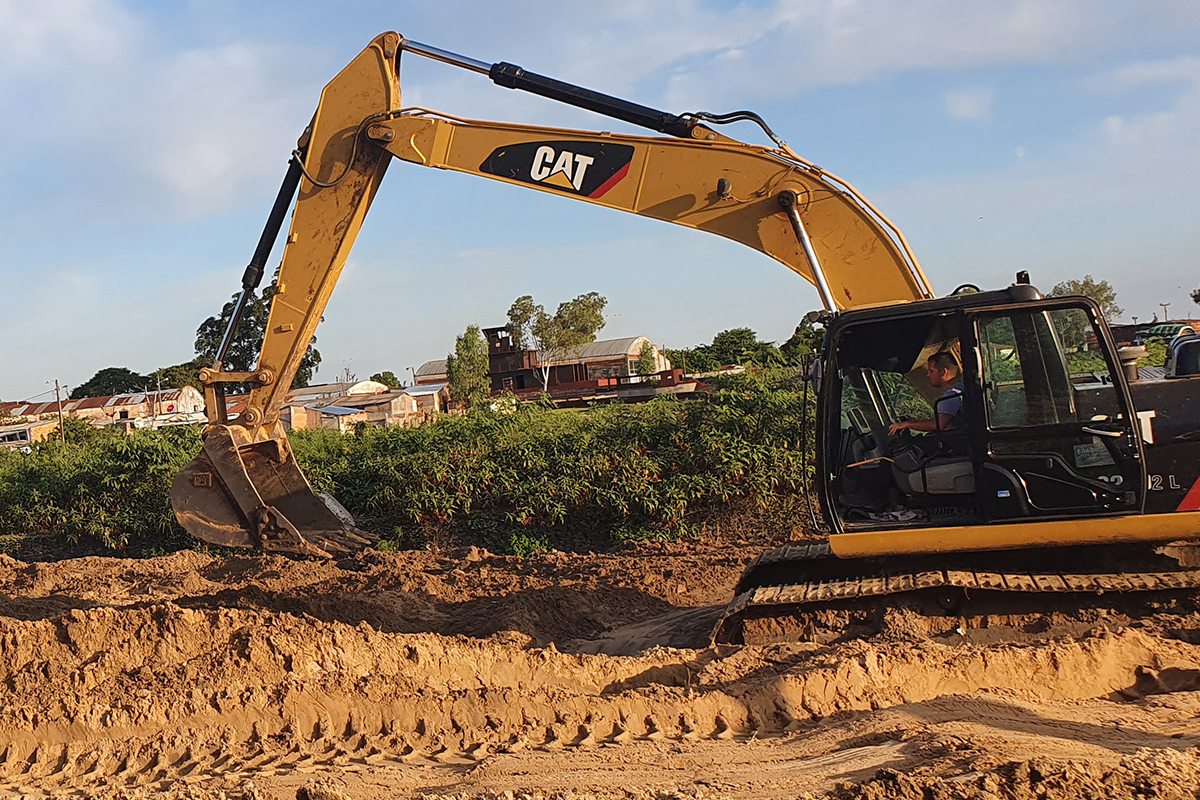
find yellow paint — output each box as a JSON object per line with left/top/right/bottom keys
{"left": 829, "top": 512, "right": 1200, "bottom": 559}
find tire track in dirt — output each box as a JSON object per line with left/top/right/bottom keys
{"left": 0, "top": 596, "right": 1194, "bottom": 796}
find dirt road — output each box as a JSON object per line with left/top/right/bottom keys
{"left": 0, "top": 541, "right": 1197, "bottom": 799}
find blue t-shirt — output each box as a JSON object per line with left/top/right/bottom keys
{"left": 937, "top": 385, "right": 963, "bottom": 428}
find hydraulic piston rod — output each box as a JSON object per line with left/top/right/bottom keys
{"left": 398, "top": 37, "right": 697, "bottom": 139}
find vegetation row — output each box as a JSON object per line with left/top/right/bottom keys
{"left": 0, "top": 372, "right": 816, "bottom": 557}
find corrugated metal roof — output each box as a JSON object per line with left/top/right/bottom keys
{"left": 415, "top": 359, "right": 447, "bottom": 377}
{"left": 326, "top": 391, "right": 410, "bottom": 409}
{"left": 287, "top": 381, "right": 388, "bottom": 398}
{"left": 2, "top": 388, "right": 194, "bottom": 419}
{"left": 403, "top": 383, "right": 447, "bottom": 396}
{"left": 309, "top": 405, "right": 366, "bottom": 417}
{"left": 541, "top": 336, "right": 649, "bottom": 366}
{"left": 0, "top": 419, "right": 58, "bottom": 434}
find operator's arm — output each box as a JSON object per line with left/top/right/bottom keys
{"left": 889, "top": 414, "right": 954, "bottom": 435}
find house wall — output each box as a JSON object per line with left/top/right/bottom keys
{"left": 2, "top": 387, "right": 205, "bottom": 426}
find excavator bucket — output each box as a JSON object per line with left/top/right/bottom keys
{"left": 171, "top": 424, "right": 377, "bottom": 558}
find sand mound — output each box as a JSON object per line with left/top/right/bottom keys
{"left": 0, "top": 545, "right": 1195, "bottom": 797}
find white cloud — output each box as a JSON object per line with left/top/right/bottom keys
{"left": 0, "top": 0, "right": 135, "bottom": 78}
{"left": 652, "top": 1, "right": 1200, "bottom": 111}
{"left": 139, "top": 43, "right": 317, "bottom": 218}
{"left": 1100, "top": 57, "right": 1200, "bottom": 157}
{"left": 0, "top": 21, "right": 321, "bottom": 222}
{"left": 945, "top": 88, "right": 994, "bottom": 121}
{"left": 3, "top": 1, "right": 1197, "bottom": 222}
{"left": 395, "top": 1, "right": 1200, "bottom": 126}
{"left": 872, "top": 54, "right": 1200, "bottom": 321}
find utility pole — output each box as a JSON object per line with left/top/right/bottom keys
{"left": 1160, "top": 303, "right": 1172, "bottom": 322}
{"left": 53, "top": 380, "right": 65, "bottom": 443}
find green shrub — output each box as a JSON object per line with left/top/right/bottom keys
{"left": 0, "top": 425, "right": 202, "bottom": 549}
{"left": 0, "top": 374, "right": 817, "bottom": 556}
{"left": 290, "top": 372, "right": 815, "bottom": 553}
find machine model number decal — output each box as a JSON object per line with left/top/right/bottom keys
{"left": 479, "top": 141, "right": 634, "bottom": 198}
{"left": 1148, "top": 474, "right": 1183, "bottom": 491}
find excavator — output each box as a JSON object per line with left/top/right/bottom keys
{"left": 170, "top": 33, "right": 1200, "bottom": 642}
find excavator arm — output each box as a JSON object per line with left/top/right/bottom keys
{"left": 171, "top": 32, "right": 933, "bottom": 556}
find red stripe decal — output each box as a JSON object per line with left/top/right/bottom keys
{"left": 588, "top": 162, "right": 631, "bottom": 199}
{"left": 1177, "top": 475, "right": 1200, "bottom": 512}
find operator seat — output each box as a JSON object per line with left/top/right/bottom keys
{"left": 888, "top": 438, "right": 975, "bottom": 496}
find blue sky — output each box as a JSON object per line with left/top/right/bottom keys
{"left": 3, "top": 0, "right": 1199, "bottom": 400}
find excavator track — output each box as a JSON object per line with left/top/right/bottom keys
{"left": 714, "top": 541, "right": 1200, "bottom": 644}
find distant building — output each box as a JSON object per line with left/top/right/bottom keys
{"left": 402, "top": 382, "right": 449, "bottom": 415}
{"left": 414, "top": 360, "right": 448, "bottom": 386}
{"left": 284, "top": 380, "right": 391, "bottom": 403}
{"left": 482, "top": 329, "right": 671, "bottom": 392}
{"left": 229, "top": 381, "right": 449, "bottom": 430}
{"left": 0, "top": 387, "right": 205, "bottom": 427}
{"left": 0, "top": 419, "right": 60, "bottom": 448}
{"left": 287, "top": 404, "right": 371, "bottom": 433}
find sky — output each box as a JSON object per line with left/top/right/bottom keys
{"left": 2, "top": 0, "right": 1199, "bottom": 401}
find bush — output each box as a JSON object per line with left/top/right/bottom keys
{"left": 290, "top": 371, "right": 815, "bottom": 553}
{"left": 0, "top": 375, "right": 817, "bottom": 556}
{"left": 0, "top": 425, "right": 202, "bottom": 549}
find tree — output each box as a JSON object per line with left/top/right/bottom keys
{"left": 445, "top": 325, "right": 490, "bottom": 407}
{"left": 1049, "top": 275, "right": 1123, "bottom": 322}
{"left": 661, "top": 346, "right": 718, "bottom": 374}
{"left": 661, "top": 327, "right": 787, "bottom": 374}
{"left": 636, "top": 341, "right": 659, "bottom": 376}
{"left": 371, "top": 371, "right": 402, "bottom": 389}
{"left": 709, "top": 328, "right": 761, "bottom": 366}
{"left": 552, "top": 292, "right": 607, "bottom": 347}
{"left": 70, "top": 367, "right": 148, "bottom": 399}
{"left": 194, "top": 280, "right": 321, "bottom": 392}
{"left": 506, "top": 292, "right": 608, "bottom": 390}
{"left": 149, "top": 358, "right": 207, "bottom": 391}
{"left": 506, "top": 295, "right": 542, "bottom": 350}
{"left": 1192, "top": 287, "right": 1200, "bottom": 306}
{"left": 781, "top": 318, "right": 826, "bottom": 364}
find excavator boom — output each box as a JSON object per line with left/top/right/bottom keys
{"left": 171, "top": 32, "right": 932, "bottom": 555}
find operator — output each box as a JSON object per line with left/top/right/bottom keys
{"left": 888, "top": 352, "right": 963, "bottom": 435}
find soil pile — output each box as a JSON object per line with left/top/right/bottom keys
{"left": 0, "top": 544, "right": 1195, "bottom": 799}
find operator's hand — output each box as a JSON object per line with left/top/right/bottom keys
{"left": 888, "top": 420, "right": 910, "bottom": 435}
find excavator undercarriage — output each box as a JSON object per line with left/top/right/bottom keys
{"left": 715, "top": 540, "right": 1200, "bottom": 645}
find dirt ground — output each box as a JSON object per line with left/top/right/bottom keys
{"left": 0, "top": 539, "right": 1197, "bottom": 799}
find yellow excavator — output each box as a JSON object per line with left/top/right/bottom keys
{"left": 171, "top": 33, "right": 1200, "bottom": 639}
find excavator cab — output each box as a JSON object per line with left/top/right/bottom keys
{"left": 821, "top": 286, "right": 1146, "bottom": 534}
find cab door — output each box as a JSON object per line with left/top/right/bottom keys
{"left": 969, "top": 300, "right": 1145, "bottom": 520}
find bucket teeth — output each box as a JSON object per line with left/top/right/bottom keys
{"left": 170, "top": 424, "right": 375, "bottom": 558}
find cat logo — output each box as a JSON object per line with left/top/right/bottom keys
{"left": 479, "top": 141, "right": 635, "bottom": 199}
{"left": 530, "top": 146, "right": 594, "bottom": 191}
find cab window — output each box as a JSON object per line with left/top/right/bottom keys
{"left": 977, "top": 307, "right": 1121, "bottom": 429}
